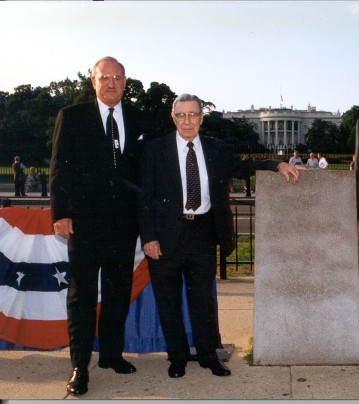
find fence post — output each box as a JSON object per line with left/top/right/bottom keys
{"left": 219, "top": 246, "right": 227, "bottom": 280}
{"left": 355, "top": 119, "right": 359, "bottom": 171}
{"left": 245, "top": 176, "right": 251, "bottom": 197}
{"left": 356, "top": 119, "right": 359, "bottom": 222}
{"left": 249, "top": 204, "right": 254, "bottom": 273}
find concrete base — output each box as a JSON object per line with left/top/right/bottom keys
{"left": 190, "top": 343, "right": 235, "bottom": 362}
{"left": 253, "top": 169, "right": 359, "bottom": 365}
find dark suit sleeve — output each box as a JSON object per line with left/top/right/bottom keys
{"left": 49, "top": 108, "right": 76, "bottom": 223}
{"left": 220, "top": 142, "right": 281, "bottom": 178}
{"left": 139, "top": 140, "right": 159, "bottom": 245}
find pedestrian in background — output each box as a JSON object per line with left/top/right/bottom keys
{"left": 12, "top": 156, "right": 26, "bottom": 197}
{"left": 350, "top": 155, "right": 355, "bottom": 170}
{"left": 26, "top": 167, "right": 39, "bottom": 192}
{"left": 289, "top": 150, "right": 303, "bottom": 165}
{"left": 306, "top": 152, "right": 319, "bottom": 168}
{"left": 40, "top": 171, "right": 48, "bottom": 197}
{"left": 318, "top": 153, "right": 329, "bottom": 169}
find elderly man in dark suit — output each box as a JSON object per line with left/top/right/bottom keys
{"left": 140, "top": 93, "right": 299, "bottom": 379}
{"left": 50, "top": 56, "right": 146, "bottom": 396}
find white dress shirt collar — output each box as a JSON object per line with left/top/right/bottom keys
{"left": 97, "top": 98, "right": 122, "bottom": 120}
{"left": 176, "top": 131, "right": 201, "bottom": 151}
{"left": 97, "top": 98, "right": 125, "bottom": 152}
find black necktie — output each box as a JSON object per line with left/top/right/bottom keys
{"left": 185, "top": 142, "right": 201, "bottom": 211}
{"left": 107, "top": 108, "right": 120, "bottom": 143}
{"left": 106, "top": 108, "right": 120, "bottom": 167}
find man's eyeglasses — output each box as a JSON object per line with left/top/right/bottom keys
{"left": 174, "top": 112, "right": 202, "bottom": 121}
{"left": 97, "top": 75, "right": 125, "bottom": 83}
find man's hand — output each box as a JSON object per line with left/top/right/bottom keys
{"left": 144, "top": 241, "right": 162, "bottom": 260}
{"left": 53, "top": 218, "right": 74, "bottom": 239}
{"left": 277, "top": 162, "right": 301, "bottom": 184}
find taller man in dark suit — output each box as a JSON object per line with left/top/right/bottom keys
{"left": 50, "top": 56, "right": 147, "bottom": 396}
{"left": 140, "top": 94, "right": 300, "bottom": 379}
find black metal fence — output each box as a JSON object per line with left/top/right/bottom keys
{"left": 0, "top": 165, "right": 49, "bottom": 185}
{"left": 219, "top": 199, "right": 255, "bottom": 280}
{"left": 0, "top": 150, "right": 353, "bottom": 185}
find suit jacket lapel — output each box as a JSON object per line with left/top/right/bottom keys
{"left": 164, "top": 132, "right": 183, "bottom": 202}
{"left": 122, "top": 102, "right": 138, "bottom": 155}
{"left": 200, "top": 134, "right": 215, "bottom": 194}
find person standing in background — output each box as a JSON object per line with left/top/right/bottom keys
{"left": 289, "top": 150, "right": 303, "bottom": 165}
{"left": 26, "top": 167, "right": 39, "bottom": 192}
{"left": 12, "top": 156, "right": 26, "bottom": 197}
{"left": 40, "top": 171, "right": 48, "bottom": 197}
{"left": 318, "top": 153, "right": 329, "bottom": 169}
{"left": 350, "top": 155, "right": 355, "bottom": 170}
{"left": 306, "top": 152, "right": 319, "bottom": 168}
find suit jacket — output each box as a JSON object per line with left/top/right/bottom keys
{"left": 140, "top": 131, "right": 280, "bottom": 257}
{"left": 50, "top": 99, "right": 147, "bottom": 243}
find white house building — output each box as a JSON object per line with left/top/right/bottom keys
{"left": 223, "top": 104, "right": 341, "bottom": 152}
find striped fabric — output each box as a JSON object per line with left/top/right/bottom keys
{"left": 0, "top": 207, "right": 191, "bottom": 352}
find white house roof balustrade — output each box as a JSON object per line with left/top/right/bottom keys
{"left": 223, "top": 104, "right": 341, "bottom": 149}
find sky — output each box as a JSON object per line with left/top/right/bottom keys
{"left": 0, "top": 0, "right": 358, "bottom": 115}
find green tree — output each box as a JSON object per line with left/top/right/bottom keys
{"left": 305, "top": 119, "right": 342, "bottom": 153}
{"left": 0, "top": 84, "right": 52, "bottom": 165}
{"left": 73, "top": 70, "right": 95, "bottom": 104}
{"left": 141, "top": 82, "right": 177, "bottom": 138}
{"left": 48, "top": 77, "right": 82, "bottom": 108}
{"left": 123, "top": 78, "right": 146, "bottom": 107}
{"left": 340, "top": 106, "right": 359, "bottom": 151}
{"left": 202, "top": 113, "right": 261, "bottom": 153}
{"left": 201, "top": 111, "right": 232, "bottom": 139}
{"left": 231, "top": 118, "right": 260, "bottom": 153}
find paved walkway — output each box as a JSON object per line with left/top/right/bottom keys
{"left": 1, "top": 278, "right": 359, "bottom": 400}
{"left": 1, "top": 190, "right": 359, "bottom": 400}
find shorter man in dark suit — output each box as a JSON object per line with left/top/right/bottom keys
{"left": 140, "top": 94, "right": 300, "bottom": 378}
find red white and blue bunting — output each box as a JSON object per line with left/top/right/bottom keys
{"left": 0, "top": 207, "right": 194, "bottom": 352}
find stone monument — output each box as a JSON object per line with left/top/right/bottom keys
{"left": 253, "top": 169, "right": 359, "bottom": 365}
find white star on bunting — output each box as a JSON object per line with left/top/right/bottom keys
{"left": 53, "top": 267, "right": 68, "bottom": 286}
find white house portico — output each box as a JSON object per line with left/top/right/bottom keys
{"left": 223, "top": 104, "right": 341, "bottom": 151}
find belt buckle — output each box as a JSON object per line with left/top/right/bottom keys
{"left": 184, "top": 213, "right": 195, "bottom": 220}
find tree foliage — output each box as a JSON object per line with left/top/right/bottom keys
{"left": 305, "top": 119, "right": 344, "bottom": 153}
{"left": 0, "top": 69, "right": 355, "bottom": 166}
{"left": 340, "top": 106, "right": 359, "bottom": 151}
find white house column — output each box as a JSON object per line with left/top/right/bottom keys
{"left": 291, "top": 120, "right": 295, "bottom": 145}
{"left": 261, "top": 121, "right": 265, "bottom": 144}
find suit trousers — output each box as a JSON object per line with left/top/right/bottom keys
{"left": 66, "top": 233, "right": 137, "bottom": 369}
{"left": 148, "top": 211, "right": 221, "bottom": 364}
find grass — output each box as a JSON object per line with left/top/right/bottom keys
{"left": 243, "top": 336, "right": 254, "bottom": 365}
{"left": 217, "top": 235, "right": 255, "bottom": 278}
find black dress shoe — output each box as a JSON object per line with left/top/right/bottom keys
{"left": 200, "top": 359, "right": 231, "bottom": 376}
{"left": 99, "top": 357, "right": 136, "bottom": 374}
{"left": 66, "top": 367, "right": 89, "bottom": 396}
{"left": 168, "top": 361, "right": 186, "bottom": 378}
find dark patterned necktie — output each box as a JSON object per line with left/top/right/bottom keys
{"left": 185, "top": 142, "right": 201, "bottom": 211}
{"left": 106, "top": 107, "right": 120, "bottom": 167}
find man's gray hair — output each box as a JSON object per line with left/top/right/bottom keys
{"left": 172, "top": 94, "right": 203, "bottom": 112}
{"left": 91, "top": 56, "right": 126, "bottom": 77}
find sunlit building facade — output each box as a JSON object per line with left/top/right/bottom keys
{"left": 223, "top": 104, "right": 341, "bottom": 152}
